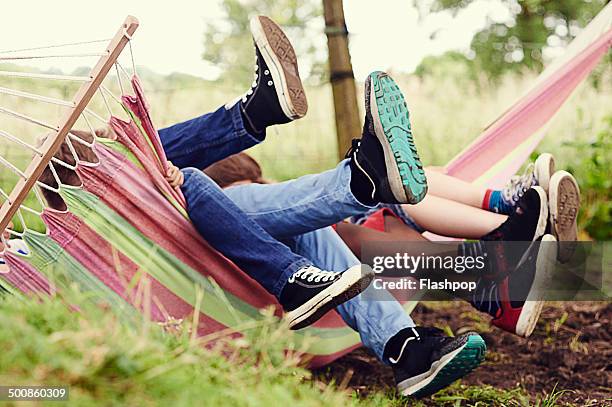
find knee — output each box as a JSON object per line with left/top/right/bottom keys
{"left": 180, "top": 168, "right": 219, "bottom": 200}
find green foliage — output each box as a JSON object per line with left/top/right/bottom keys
{"left": 414, "top": 51, "right": 478, "bottom": 84}
{"left": 202, "top": 0, "right": 325, "bottom": 85}
{"left": 417, "top": 0, "right": 608, "bottom": 79}
{"left": 562, "top": 114, "right": 612, "bottom": 240}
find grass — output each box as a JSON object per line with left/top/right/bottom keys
{"left": 0, "top": 291, "right": 354, "bottom": 406}
{"left": 0, "top": 291, "right": 588, "bottom": 407}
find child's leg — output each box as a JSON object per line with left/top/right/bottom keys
{"left": 425, "top": 153, "right": 555, "bottom": 215}
{"left": 402, "top": 195, "right": 507, "bottom": 239}
{"left": 283, "top": 226, "right": 416, "bottom": 362}
{"left": 159, "top": 16, "right": 306, "bottom": 170}
{"left": 159, "top": 103, "right": 263, "bottom": 170}
{"left": 180, "top": 168, "right": 310, "bottom": 298}
{"left": 223, "top": 159, "right": 376, "bottom": 239}
{"left": 425, "top": 168, "right": 486, "bottom": 208}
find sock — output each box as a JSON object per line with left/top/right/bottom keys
{"left": 483, "top": 189, "right": 513, "bottom": 215}
{"left": 239, "top": 104, "right": 266, "bottom": 140}
{"left": 349, "top": 157, "right": 378, "bottom": 206}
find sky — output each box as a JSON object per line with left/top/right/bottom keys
{"left": 0, "top": 0, "right": 512, "bottom": 80}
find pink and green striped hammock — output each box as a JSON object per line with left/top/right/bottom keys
{"left": 1, "top": 6, "right": 610, "bottom": 368}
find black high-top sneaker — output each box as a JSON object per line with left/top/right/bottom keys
{"left": 280, "top": 265, "right": 374, "bottom": 330}
{"left": 478, "top": 186, "right": 549, "bottom": 282}
{"left": 470, "top": 234, "right": 557, "bottom": 337}
{"left": 234, "top": 16, "right": 307, "bottom": 135}
{"left": 347, "top": 71, "right": 427, "bottom": 206}
{"left": 384, "top": 327, "right": 486, "bottom": 398}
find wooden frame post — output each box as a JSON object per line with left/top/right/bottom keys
{"left": 0, "top": 16, "right": 139, "bottom": 233}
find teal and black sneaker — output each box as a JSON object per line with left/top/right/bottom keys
{"left": 384, "top": 327, "right": 486, "bottom": 398}
{"left": 347, "top": 71, "right": 427, "bottom": 205}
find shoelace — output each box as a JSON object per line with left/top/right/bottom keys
{"left": 240, "top": 50, "right": 274, "bottom": 104}
{"left": 344, "top": 139, "right": 361, "bottom": 159}
{"left": 501, "top": 163, "right": 536, "bottom": 204}
{"left": 290, "top": 266, "right": 338, "bottom": 283}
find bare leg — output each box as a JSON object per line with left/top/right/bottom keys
{"left": 425, "top": 168, "right": 488, "bottom": 208}
{"left": 335, "top": 219, "right": 463, "bottom": 261}
{"left": 402, "top": 195, "right": 507, "bottom": 239}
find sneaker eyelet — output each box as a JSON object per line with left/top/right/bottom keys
{"left": 267, "top": 80, "right": 273, "bottom": 86}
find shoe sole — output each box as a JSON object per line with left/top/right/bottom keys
{"left": 250, "top": 16, "right": 308, "bottom": 119}
{"left": 287, "top": 265, "right": 374, "bottom": 330}
{"left": 534, "top": 153, "right": 555, "bottom": 193}
{"left": 548, "top": 171, "right": 580, "bottom": 263}
{"left": 368, "top": 71, "right": 427, "bottom": 204}
{"left": 399, "top": 334, "right": 486, "bottom": 398}
{"left": 531, "top": 186, "right": 549, "bottom": 241}
{"left": 515, "top": 234, "right": 558, "bottom": 337}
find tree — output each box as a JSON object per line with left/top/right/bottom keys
{"left": 417, "top": 0, "right": 608, "bottom": 79}
{"left": 202, "top": 0, "right": 325, "bottom": 86}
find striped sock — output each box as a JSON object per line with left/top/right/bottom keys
{"left": 482, "top": 189, "right": 513, "bottom": 215}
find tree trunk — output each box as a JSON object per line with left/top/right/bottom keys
{"left": 323, "top": 0, "right": 361, "bottom": 160}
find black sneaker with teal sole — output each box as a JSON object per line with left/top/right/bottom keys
{"left": 385, "top": 327, "right": 486, "bottom": 398}
{"left": 348, "top": 71, "right": 427, "bottom": 205}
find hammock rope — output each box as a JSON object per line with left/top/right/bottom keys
{"left": 0, "top": 38, "right": 112, "bottom": 55}
{"left": 0, "top": 86, "right": 76, "bottom": 107}
{"left": 0, "top": 15, "right": 139, "bottom": 235}
{"left": 0, "top": 71, "right": 92, "bottom": 82}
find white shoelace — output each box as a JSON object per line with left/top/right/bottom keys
{"left": 239, "top": 55, "right": 274, "bottom": 104}
{"left": 388, "top": 327, "right": 420, "bottom": 364}
{"left": 289, "top": 266, "right": 338, "bottom": 283}
{"left": 502, "top": 163, "right": 536, "bottom": 204}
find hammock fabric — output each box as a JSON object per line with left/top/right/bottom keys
{"left": 445, "top": 3, "right": 612, "bottom": 187}
{"left": 1, "top": 6, "right": 610, "bottom": 367}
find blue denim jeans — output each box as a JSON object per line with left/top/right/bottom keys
{"left": 225, "top": 165, "right": 416, "bottom": 361}
{"left": 159, "top": 103, "right": 263, "bottom": 169}
{"left": 180, "top": 168, "right": 310, "bottom": 298}
{"left": 161, "top": 104, "right": 416, "bottom": 361}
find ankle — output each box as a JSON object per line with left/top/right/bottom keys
{"left": 484, "top": 189, "right": 513, "bottom": 215}
{"left": 239, "top": 104, "right": 266, "bottom": 140}
{"left": 384, "top": 327, "right": 420, "bottom": 363}
{"left": 349, "top": 155, "right": 378, "bottom": 206}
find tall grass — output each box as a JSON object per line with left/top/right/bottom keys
{"left": 0, "top": 289, "right": 354, "bottom": 406}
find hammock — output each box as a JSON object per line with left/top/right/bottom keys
{"left": 445, "top": 2, "right": 612, "bottom": 187}
{"left": 1, "top": 7, "right": 611, "bottom": 368}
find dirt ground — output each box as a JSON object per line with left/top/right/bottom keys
{"left": 314, "top": 301, "right": 611, "bottom": 406}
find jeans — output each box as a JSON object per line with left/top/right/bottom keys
{"left": 226, "top": 180, "right": 416, "bottom": 361}
{"left": 159, "top": 103, "right": 263, "bottom": 170}
{"left": 161, "top": 104, "right": 416, "bottom": 361}
{"left": 226, "top": 160, "right": 376, "bottom": 239}
{"left": 180, "top": 168, "right": 310, "bottom": 298}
